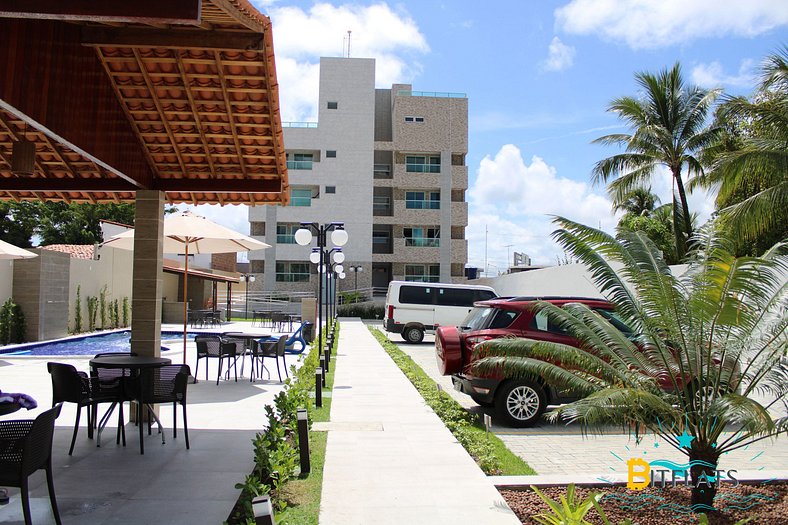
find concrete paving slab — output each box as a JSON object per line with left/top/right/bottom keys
{"left": 320, "top": 320, "right": 520, "bottom": 525}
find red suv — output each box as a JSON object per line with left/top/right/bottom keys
{"left": 435, "top": 296, "right": 634, "bottom": 427}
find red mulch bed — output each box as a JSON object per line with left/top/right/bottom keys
{"left": 500, "top": 482, "right": 787, "bottom": 524}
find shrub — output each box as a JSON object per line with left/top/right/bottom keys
{"left": 99, "top": 285, "right": 108, "bottom": 329}
{"left": 337, "top": 303, "right": 383, "bottom": 319}
{"left": 122, "top": 297, "right": 130, "bottom": 326}
{"left": 87, "top": 296, "right": 98, "bottom": 332}
{"left": 0, "top": 299, "right": 26, "bottom": 345}
{"left": 74, "top": 285, "right": 82, "bottom": 333}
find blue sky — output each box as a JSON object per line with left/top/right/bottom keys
{"left": 186, "top": 1, "right": 787, "bottom": 273}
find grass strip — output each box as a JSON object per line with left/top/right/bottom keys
{"left": 371, "top": 328, "right": 535, "bottom": 476}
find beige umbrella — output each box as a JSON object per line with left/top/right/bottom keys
{"left": 103, "top": 212, "right": 269, "bottom": 363}
{"left": 0, "top": 239, "right": 37, "bottom": 260}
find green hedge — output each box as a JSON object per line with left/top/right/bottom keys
{"left": 337, "top": 303, "right": 383, "bottom": 319}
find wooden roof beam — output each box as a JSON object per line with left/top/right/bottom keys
{"left": 82, "top": 27, "right": 264, "bottom": 51}
{"left": 0, "top": 0, "right": 201, "bottom": 25}
{"left": 0, "top": 177, "right": 283, "bottom": 193}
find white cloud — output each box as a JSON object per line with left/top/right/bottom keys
{"left": 542, "top": 37, "right": 575, "bottom": 72}
{"left": 261, "top": 2, "right": 429, "bottom": 121}
{"left": 555, "top": 0, "right": 788, "bottom": 49}
{"left": 467, "top": 145, "right": 616, "bottom": 270}
{"left": 691, "top": 59, "right": 756, "bottom": 89}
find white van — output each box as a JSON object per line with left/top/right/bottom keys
{"left": 383, "top": 281, "right": 497, "bottom": 343}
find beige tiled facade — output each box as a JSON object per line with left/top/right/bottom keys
{"left": 248, "top": 58, "right": 468, "bottom": 294}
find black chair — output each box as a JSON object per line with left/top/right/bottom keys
{"left": 252, "top": 335, "right": 288, "bottom": 382}
{"left": 47, "top": 362, "right": 119, "bottom": 455}
{"left": 194, "top": 335, "right": 238, "bottom": 385}
{"left": 0, "top": 404, "right": 63, "bottom": 525}
{"left": 134, "top": 364, "right": 191, "bottom": 450}
{"left": 90, "top": 352, "right": 138, "bottom": 445}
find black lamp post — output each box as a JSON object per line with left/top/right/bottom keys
{"left": 325, "top": 255, "right": 345, "bottom": 332}
{"left": 294, "top": 222, "right": 348, "bottom": 356}
{"left": 348, "top": 265, "right": 362, "bottom": 292}
{"left": 239, "top": 274, "right": 256, "bottom": 321}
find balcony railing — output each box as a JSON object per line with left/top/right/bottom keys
{"left": 405, "top": 238, "right": 440, "bottom": 247}
{"left": 396, "top": 90, "right": 467, "bottom": 99}
{"left": 281, "top": 122, "right": 318, "bottom": 128}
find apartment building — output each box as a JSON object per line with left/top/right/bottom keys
{"left": 247, "top": 57, "right": 468, "bottom": 294}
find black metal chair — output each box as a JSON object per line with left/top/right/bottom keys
{"left": 89, "top": 352, "right": 138, "bottom": 446}
{"left": 47, "top": 362, "right": 119, "bottom": 455}
{"left": 252, "top": 335, "right": 288, "bottom": 382}
{"left": 133, "top": 364, "right": 191, "bottom": 450}
{"left": 0, "top": 403, "right": 63, "bottom": 525}
{"left": 194, "top": 335, "right": 238, "bottom": 385}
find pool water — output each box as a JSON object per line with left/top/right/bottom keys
{"left": 0, "top": 330, "right": 215, "bottom": 357}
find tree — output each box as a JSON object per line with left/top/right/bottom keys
{"left": 38, "top": 202, "right": 136, "bottom": 245}
{"left": 691, "top": 47, "right": 788, "bottom": 252}
{"left": 0, "top": 201, "right": 39, "bottom": 247}
{"left": 472, "top": 217, "right": 787, "bottom": 511}
{"left": 612, "top": 186, "right": 660, "bottom": 216}
{"left": 593, "top": 63, "right": 720, "bottom": 261}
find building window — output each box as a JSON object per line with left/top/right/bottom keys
{"left": 404, "top": 116, "right": 424, "bottom": 123}
{"left": 276, "top": 224, "right": 298, "bottom": 244}
{"left": 286, "top": 153, "right": 313, "bottom": 170}
{"left": 404, "top": 264, "right": 440, "bottom": 282}
{"left": 405, "top": 191, "right": 440, "bottom": 209}
{"left": 327, "top": 101, "right": 338, "bottom": 109}
{"left": 325, "top": 186, "right": 336, "bottom": 194}
{"left": 276, "top": 262, "right": 310, "bottom": 282}
{"left": 405, "top": 155, "right": 440, "bottom": 173}
{"left": 289, "top": 188, "right": 312, "bottom": 207}
{"left": 373, "top": 195, "right": 390, "bottom": 213}
{"left": 372, "top": 230, "right": 390, "bottom": 245}
{"left": 404, "top": 227, "right": 440, "bottom": 247}
{"left": 326, "top": 150, "right": 337, "bottom": 158}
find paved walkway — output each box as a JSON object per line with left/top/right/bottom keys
{"left": 320, "top": 321, "right": 520, "bottom": 524}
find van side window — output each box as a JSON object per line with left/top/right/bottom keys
{"left": 437, "top": 287, "right": 477, "bottom": 307}
{"left": 475, "top": 290, "right": 496, "bottom": 302}
{"left": 399, "top": 286, "right": 433, "bottom": 305}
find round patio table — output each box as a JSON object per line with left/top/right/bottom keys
{"left": 89, "top": 355, "right": 171, "bottom": 454}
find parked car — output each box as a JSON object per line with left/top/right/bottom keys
{"left": 384, "top": 281, "right": 496, "bottom": 343}
{"left": 435, "top": 296, "right": 635, "bottom": 427}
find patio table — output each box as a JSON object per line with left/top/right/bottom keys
{"left": 222, "top": 331, "right": 271, "bottom": 381}
{"left": 89, "top": 355, "right": 171, "bottom": 454}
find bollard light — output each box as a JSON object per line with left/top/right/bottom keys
{"left": 483, "top": 414, "right": 492, "bottom": 435}
{"left": 252, "top": 494, "right": 276, "bottom": 525}
{"left": 319, "top": 356, "right": 327, "bottom": 386}
{"left": 315, "top": 368, "right": 323, "bottom": 407}
{"left": 324, "top": 347, "right": 331, "bottom": 371}
{"left": 297, "top": 408, "right": 310, "bottom": 474}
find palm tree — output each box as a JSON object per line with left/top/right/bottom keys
{"left": 471, "top": 217, "right": 787, "bottom": 512}
{"left": 691, "top": 47, "right": 788, "bottom": 249}
{"left": 612, "top": 186, "right": 660, "bottom": 216}
{"left": 593, "top": 63, "right": 720, "bottom": 260}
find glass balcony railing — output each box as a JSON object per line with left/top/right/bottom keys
{"left": 405, "top": 238, "right": 440, "bottom": 247}
{"left": 281, "top": 122, "right": 318, "bottom": 128}
{"left": 396, "top": 90, "right": 466, "bottom": 99}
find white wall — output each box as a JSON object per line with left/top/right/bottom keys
{"left": 0, "top": 260, "right": 13, "bottom": 304}
{"left": 67, "top": 246, "right": 134, "bottom": 331}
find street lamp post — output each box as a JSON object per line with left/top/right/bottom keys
{"left": 325, "top": 256, "right": 345, "bottom": 333}
{"left": 294, "top": 222, "right": 348, "bottom": 357}
{"left": 348, "top": 265, "right": 363, "bottom": 292}
{"left": 239, "top": 274, "right": 256, "bottom": 321}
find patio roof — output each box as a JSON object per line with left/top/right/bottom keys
{"left": 0, "top": 0, "right": 288, "bottom": 206}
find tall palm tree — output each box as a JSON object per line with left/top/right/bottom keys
{"left": 593, "top": 63, "right": 720, "bottom": 260}
{"left": 472, "top": 217, "right": 787, "bottom": 512}
{"left": 691, "top": 47, "right": 788, "bottom": 248}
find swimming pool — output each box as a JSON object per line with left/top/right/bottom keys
{"left": 0, "top": 330, "right": 218, "bottom": 357}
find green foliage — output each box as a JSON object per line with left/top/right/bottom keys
{"left": 99, "top": 285, "right": 107, "bottom": 329}
{"left": 697, "top": 514, "right": 751, "bottom": 525}
{"left": 122, "top": 297, "right": 129, "bottom": 327}
{"left": 593, "top": 62, "right": 720, "bottom": 260}
{"left": 0, "top": 201, "right": 39, "bottom": 247}
{"left": 110, "top": 299, "right": 119, "bottom": 329}
{"left": 531, "top": 484, "right": 633, "bottom": 525}
{"left": 338, "top": 291, "right": 364, "bottom": 304}
{"left": 87, "top": 296, "right": 98, "bottom": 332}
{"left": 74, "top": 286, "right": 83, "bottom": 334}
{"left": 473, "top": 218, "right": 788, "bottom": 509}
{"left": 692, "top": 46, "right": 788, "bottom": 253}
{"left": 0, "top": 299, "right": 26, "bottom": 345}
{"left": 37, "top": 202, "right": 136, "bottom": 245}
{"left": 337, "top": 303, "right": 383, "bottom": 319}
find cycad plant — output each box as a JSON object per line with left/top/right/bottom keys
{"left": 472, "top": 217, "right": 787, "bottom": 511}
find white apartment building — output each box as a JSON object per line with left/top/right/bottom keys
{"left": 247, "top": 57, "right": 468, "bottom": 295}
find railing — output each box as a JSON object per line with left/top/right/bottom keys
{"left": 286, "top": 161, "right": 313, "bottom": 170}
{"left": 218, "top": 290, "right": 315, "bottom": 318}
{"left": 396, "top": 90, "right": 467, "bottom": 99}
{"left": 282, "top": 122, "right": 318, "bottom": 128}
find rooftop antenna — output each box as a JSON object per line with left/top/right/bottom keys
{"left": 346, "top": 30, "right": 352, "bottom": 58}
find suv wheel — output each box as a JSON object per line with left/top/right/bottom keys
{"left": 494, "top": 380, "right": 546, "bottom": 427}
{"left": 402, "top": 325, "right": 424, "bottom": 344}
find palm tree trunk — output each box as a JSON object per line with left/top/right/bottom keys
{"left": 689, "top": 446, "right": 720, "bottom": 512}
{"left": 672, "top": 167, "right": 693, "bottom": 258}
